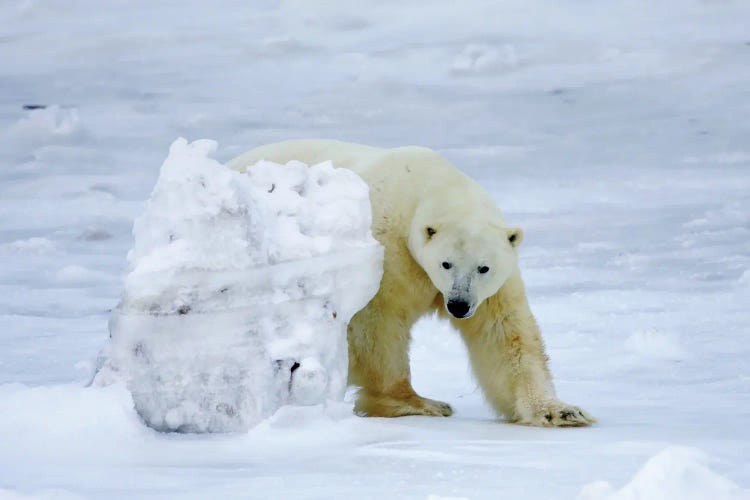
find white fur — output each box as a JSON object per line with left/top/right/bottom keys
{"left": 229, "top": 140, "right": 594, "bottom": 426}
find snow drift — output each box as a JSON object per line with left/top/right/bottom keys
{"left": 92, "top": 138, "right": 383, "bottom": 432}
{"left": 578, "top": 447, "right": 748, "bottom": 500}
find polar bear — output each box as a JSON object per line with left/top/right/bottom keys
{"left": 229, "top": 140, "right": 594, "bottom": 427}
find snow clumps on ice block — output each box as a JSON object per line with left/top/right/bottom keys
{"left": 93, "top": 138, "right": 383, "bottom": 433}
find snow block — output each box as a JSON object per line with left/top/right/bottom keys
{"left": 92, "top": 138, "right": 383, "bottom": 433}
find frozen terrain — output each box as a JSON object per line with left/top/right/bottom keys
{"left": 0, "top": 0, "right": 749, "bottom": 498}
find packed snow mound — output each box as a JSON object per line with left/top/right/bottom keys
{"left": 578, "top": 447, "right": 748, "bottom": 500}
{"left": 93, "top": 138, "right": 383, "bottom": 433}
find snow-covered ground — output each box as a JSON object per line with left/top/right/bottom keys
{"left": 1, "top": 0, "right": 749, "bottom": 498}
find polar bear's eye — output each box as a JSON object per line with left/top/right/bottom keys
{"left": 442, "top": 261, "right": 452, "bottom": 270}
{"left": 478, "top": 266, "right": 490, "bottom": 274}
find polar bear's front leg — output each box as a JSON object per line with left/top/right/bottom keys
{"left": 454, "top": 275, "right": 595, "bottom": 427}
{"left": 495, "top": 310, "right": 594, "bottom": 427}
{"left": 347, "top": 297, "right": 453, "bottom": 418}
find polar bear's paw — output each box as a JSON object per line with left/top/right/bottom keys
{"left": 354, "top": 391, "right": 453, "bottom": 418}
{"left": 416, "top": 397, "right": 454, "bottom": 417}
{"left": 517, "top": 400, "right": 595, "bottom": 427}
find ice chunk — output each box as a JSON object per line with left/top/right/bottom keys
{"left": 93, "top": 138, "right": 383, "bottom": 433}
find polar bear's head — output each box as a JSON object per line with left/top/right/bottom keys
{"left": 408, "top": 213, "right": 523, "bottom": 320}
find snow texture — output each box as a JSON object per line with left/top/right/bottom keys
{"left": 0, "top": 0, "right": 748, "bottom": 498}
{"left": 578, "top": 447, "right": 747, "bottom": 500}
{"left": 92, "top": 138, "right": 382, "bottom": 432}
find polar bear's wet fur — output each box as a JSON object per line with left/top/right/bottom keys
{"left": 229, "top": 140, "right": 594, "bottom": 426}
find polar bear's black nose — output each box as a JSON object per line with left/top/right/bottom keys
{"left": 447, "top": 300, "right": 470, "bottom": 318}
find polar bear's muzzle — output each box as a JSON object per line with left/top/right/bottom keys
{"left": 446, "top": 298, "right": 473, "bottom": 319}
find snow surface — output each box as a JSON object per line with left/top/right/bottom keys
{"left": 578, "top": 447, "right": 746, "bottom": 500}
{"left": 1, "top": 0, "right": 749, "bottom": 498}
{"left": 92, "top": 138, "right": 382, "bottom": 432}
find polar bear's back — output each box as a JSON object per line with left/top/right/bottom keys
{"left": 228, "top": 139, "right": 504, "bottom": 226}
{"left": 227, "top": 139, "right": 386, "bottom": 174}
{"left": 227, "top": 140, "right": 459, "bottom": 181}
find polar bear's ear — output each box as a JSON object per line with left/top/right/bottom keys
{"left": 507, "top": 227, "right": 524, "bottom": 247}
{"left": 425, "top": 227, "right": 437, "bottom": 240}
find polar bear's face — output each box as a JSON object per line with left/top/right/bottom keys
{"left": 411, "top": 224, "right": 523, "bottom": 319}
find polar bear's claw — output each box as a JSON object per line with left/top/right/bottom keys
{"left": 528, "top": 402, "right": 595, "bottom": 427}
{"left": 423, "top": 398, "right": 454, "bottom": 417}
